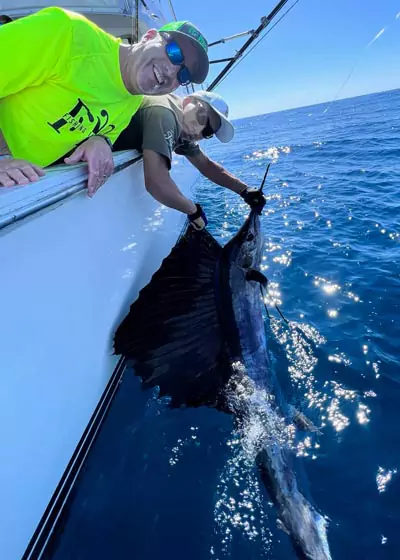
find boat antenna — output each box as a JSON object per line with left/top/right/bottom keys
{"left": 207, "top": 0, "right": 299, "bottom": 91}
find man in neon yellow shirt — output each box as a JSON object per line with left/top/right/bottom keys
{"left": 0, "top": 8, "right": 209, "bottom": 194}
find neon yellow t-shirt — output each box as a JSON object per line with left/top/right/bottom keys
{"left": 0, "top": 7, "right": 143, "bottom": 166}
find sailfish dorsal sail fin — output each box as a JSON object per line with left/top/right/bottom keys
{"left": 114, "top": 226, "right": 232, "bottom": 409}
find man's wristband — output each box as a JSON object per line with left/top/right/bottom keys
{"left": 188, "top": 203, "right": 203, "bottom": 221}
{"left": 96, "top": 135, "right": 113, "bottom": 150}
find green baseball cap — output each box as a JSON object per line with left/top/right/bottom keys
{"left": 159, "top": 21, "right": 209, "bottom": 84}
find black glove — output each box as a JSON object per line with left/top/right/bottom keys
{"left": 240, "top": 188, "right": 266, "bottom": 214}
{"left": 188, "top": 203, "right": 208, "bottom": 231}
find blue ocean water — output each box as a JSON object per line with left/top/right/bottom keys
{"left": 195, "top": 88, "right": 400, "bottom": 558}
{"left": 50, "top": 89, "right": 400, "bottom": 560}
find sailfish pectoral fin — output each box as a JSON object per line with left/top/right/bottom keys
{"left": 276, "top": 518, "right": 290, "bottom": 535}
{"left": 288, "top": 405, "right": 322, "bottom": 434}
{"left": 245, "top": 268, "right": 268, "bottom": 287}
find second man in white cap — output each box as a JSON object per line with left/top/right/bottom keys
{"left": 113, "top": 90, "right": 266, "bottom": 230}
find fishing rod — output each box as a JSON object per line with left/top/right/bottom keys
{"left": 207, "top": 0, "right": 292, "bottom": 92}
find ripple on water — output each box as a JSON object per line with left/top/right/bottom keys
{"left": 212, "top": 436, "right": 273, "bottom": 558}
{"left": 193, "top": 90, "right": 400, "bottom": 559}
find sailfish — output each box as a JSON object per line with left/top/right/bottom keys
{"left": 114, "top": 167, "right": 332, "bottom": 560}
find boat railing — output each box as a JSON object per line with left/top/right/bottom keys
{"left": 0, "top": 150, "right": 142, "bottom": 232}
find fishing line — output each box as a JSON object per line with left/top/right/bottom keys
{"left": 274, "top": 303, "right": 290, "bottom": 324}
{"left": 260, "top": 284, "right": 290, "bottom": 325}
{"left": 258, "top": 12, "right": 400, "bottom": 319}
{"left": 323, "top": 10, "right": 400, "bottom": 115}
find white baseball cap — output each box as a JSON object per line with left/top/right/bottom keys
{"left": 191, "top": 90, "right": 235, "bottom": 143}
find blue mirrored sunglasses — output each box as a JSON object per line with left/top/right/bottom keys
{"left": 165, "top": 40, "right": 192, "bottom": 86}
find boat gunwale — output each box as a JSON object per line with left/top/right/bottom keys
{"left": 0, "top": 150, "right": 142, "bottom": 232}
{"left": 1, "top": 3, "right": 138, "bottom": 17}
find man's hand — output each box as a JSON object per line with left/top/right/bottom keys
{"left": 64, "top": 136, "right": 114, "bottom": 197}
{"left": 240, "top": 188, "right": 266, "bottom": 214}
{"left": 188, "top": 203, "right": 208, "bottom": 231}
{"left": 0, "top": 157, "right": 45, "bottom": 187}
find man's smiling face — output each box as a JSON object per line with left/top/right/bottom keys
{"left": 132, "top": 30, "right": 181, "bottom": 95}
{"left": 181, "top": 97, "right": 221, "bottom": 141}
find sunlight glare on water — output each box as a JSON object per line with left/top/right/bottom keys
{"left": 195, "top": 89, "right": 400, "bottom": 559}
{"left": 212, "top": 437, "right": 273, "bottom": 559}
{"left": 376, "top": 467, "right": 397, "bottom": 494}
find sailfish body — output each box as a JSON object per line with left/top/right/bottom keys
{"left": 114, "top": 210, "right": 332, "bottom": 560}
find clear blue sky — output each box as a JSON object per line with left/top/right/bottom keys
{"left": 170, "top": 0, "right": 400, "bottom": 118}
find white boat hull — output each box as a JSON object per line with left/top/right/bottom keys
{"left": 0, "top": 151, "right": 199, "bottom": 559}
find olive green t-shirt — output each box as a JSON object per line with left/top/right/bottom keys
{"left": 113, "top": 94, "right": 200, "bottom": 169}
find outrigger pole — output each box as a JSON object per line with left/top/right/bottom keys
{"left": 207, "top": 0, "right": 292, "bottom": 92}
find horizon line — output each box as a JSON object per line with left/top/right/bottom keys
{"left": 232, "top": 87, "right": 400, "bottom": 122}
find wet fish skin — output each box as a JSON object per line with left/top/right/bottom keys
{"left": 220, "top": 210, "right": 332, "bottom": 560}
